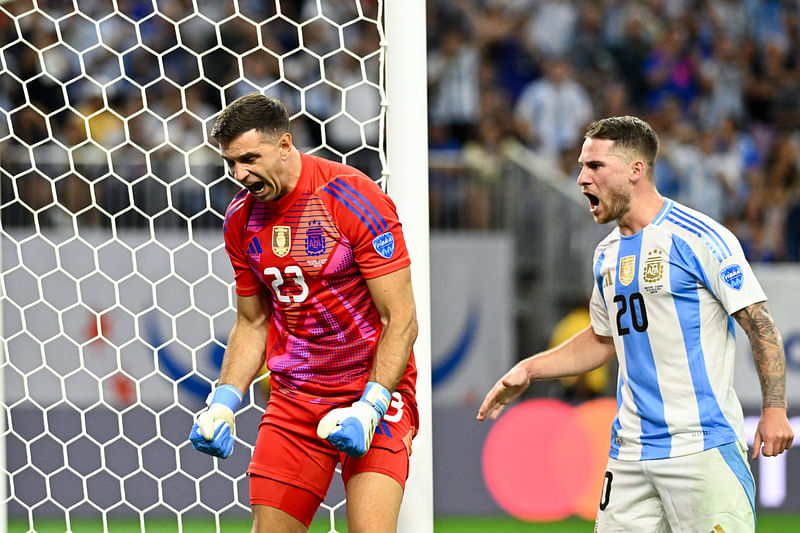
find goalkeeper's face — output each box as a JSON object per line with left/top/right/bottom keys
{"left": 220, "top": 128, "right": 294, "bottom": 202}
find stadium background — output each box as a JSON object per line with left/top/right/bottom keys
{"left": 2, "top": 0, "right": 800, "bottom": 531}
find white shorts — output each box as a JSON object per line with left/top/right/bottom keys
{"left": 594, "top": 442, "right": 755, "bottom": 533}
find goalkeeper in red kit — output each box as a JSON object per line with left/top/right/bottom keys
{"left": 188, "top": 94, "right": 419, "bottom": 533}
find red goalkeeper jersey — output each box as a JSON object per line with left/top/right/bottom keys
{"left": 222, "top": 152, "right": 417, "bottom": 399}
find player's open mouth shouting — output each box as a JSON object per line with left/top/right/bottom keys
{"left": 583, "top": 191, "right": 600, "bottom": 214}
{"left": 246, "top": 181, "right": 266, "bottom": 195}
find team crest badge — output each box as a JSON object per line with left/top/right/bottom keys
{"left": 372, "top": 231, "right": 395, "bottom": 259}
{"left": 618, "top": 255, "right": 636, "bottom": 286}
{"left": 720, "top": 264, "right": 743, "bottom": 290}
{"left": 272, "top": 226, "right": 291, "bottom": 257}
{"left": 643, "top": 249, "right": 664, "bottom": 283}
{"left": 305, "top": 224, "right": 326, "bottom": 256}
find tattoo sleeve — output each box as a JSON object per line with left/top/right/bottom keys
{"left": 733, "top": 302, "right": 787, "bottom": 409}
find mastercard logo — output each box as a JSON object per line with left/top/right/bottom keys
{"left": 481, "top": 397, "right": 618, "bottom": 521}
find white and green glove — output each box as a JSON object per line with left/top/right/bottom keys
{"left": 316, "top": 382, "right": 392, "bottom": 457}
{"left": 189, "top": 384, "right": 243, "bottom": 459}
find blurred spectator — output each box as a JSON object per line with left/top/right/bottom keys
{"left": 707, "top": 0, "right": 749, "bottom": 45}
{"left": 605, "top": 7, "right": 654, "bottom": 111}
{"left": 522, "top": 0, "right": 579, "bottom": 59}
{"left": 697, "top": 35, "right": 746, "bottom": 128}
{"left": 427, "top": 24, "right": 481, "bottom": 145}
{"left": 643, "top": 25, "right": 699, "bottom": 113}
{"left": 460, "top": 114, "right": 519, "bottom": 229}
{"left": 513, "top": 55, "right": 593, "bottom": 168}
{"left": 2, "top": 0, "right": 800, "bottom": 264}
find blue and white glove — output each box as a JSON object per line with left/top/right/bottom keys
{"left": 316, "top": 382, "right": 392, "bottom": 458}
{"left": 189, "top": 384, "right": 243, "bottom": 459}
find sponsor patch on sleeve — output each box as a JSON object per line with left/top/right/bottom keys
{"left": 372, "top": 231, "right": 395, "bottom": 259}
{"left": 720, "top": 264, "right": 743, "bottom": 290}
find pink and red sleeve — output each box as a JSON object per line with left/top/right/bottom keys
{"left": 223, "top": 198, "right": 263, "bottom": 296}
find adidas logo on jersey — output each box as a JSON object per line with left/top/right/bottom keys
{"left": 247, "top": 238, "right": 263, "bottom": 261}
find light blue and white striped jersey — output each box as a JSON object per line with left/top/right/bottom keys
{"left": 589, "top": 199, "right": 767, "bottom": 461}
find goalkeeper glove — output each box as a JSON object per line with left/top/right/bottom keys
{"left": 316, "top": 381, "right": 392, "bottom": 457}
{"left": 189, "top": 384, "right": 243, "bottom": 459}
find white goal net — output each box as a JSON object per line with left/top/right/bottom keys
{"left": 0, "top": 1, "right": 431, "bottom": 532}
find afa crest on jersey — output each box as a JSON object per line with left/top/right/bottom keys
{"left": 272, "top": 226, "right": 291, "bottom": 257}
{"left": 372, "top": 231, "right": 395, "bottom": 259}
{"left": 619, "top": 255, "right": 637, "bottom": 286}
{"left": 305, "top": 224, "right": 326, "bottom": 256}
{"left": 643, "top": 249, "right": 664, "bottom": 283}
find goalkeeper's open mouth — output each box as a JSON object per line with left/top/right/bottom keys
{"left": 247, "top": 181, "right": 266, "bottom": 195}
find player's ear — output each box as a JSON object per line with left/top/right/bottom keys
{"left": 278, "top": 132, "right": 292, "bottom": 157}
{"left": 629, "top": 159, "right": 646, "bottom": 184}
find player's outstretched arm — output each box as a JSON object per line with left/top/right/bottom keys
{"left": 189, "top": 291, "right": 270, "bottom": 458}
{"left": 733, "top": 302, "right": 795, "bottom": 458}
{"left": 476, "top": 364, "right": 531, "bottom": 421}
{"left": 477, "top": 326, "right": 615, "bottom": 421}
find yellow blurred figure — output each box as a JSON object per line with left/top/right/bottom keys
{"left": 550, "top": 308, "right": 609, "bottom": 398}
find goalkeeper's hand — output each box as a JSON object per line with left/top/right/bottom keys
{"left": 317, "top": 382, "right": 392, "bottom": 457}
{"left": 189, "top": 384, "right": 243, "bottom": 459}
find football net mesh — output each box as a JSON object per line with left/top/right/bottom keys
{"left": 1, "top": 1, "right": 387, "bottom": 531}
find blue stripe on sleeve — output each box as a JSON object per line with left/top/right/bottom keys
{"left": 324, "top": 179, "right": 386, "bottom": 235}
{"left": 223, "top": 193, "right": 247, "bottom": 234}
{"left": 333, "top": 179, "right": 389, "bottom": 232}
{"left": 672, "top": 207, "right": 731, "bottom": 257}
{"left": 667, "top": 208, "right": 731, "bottom": 261}
{"left": 594, "top": 249, "right": 607, "bottom": 302}
{"left": 322, "top": 185, "right": 380, "bottom": 236}
{"left": 666, "top": 215, "right": 724, "bottom": 262}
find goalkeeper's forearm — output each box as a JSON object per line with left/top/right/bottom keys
{"left": 217, "top": 320, "right": 268, "bottom": 393}
{"left": 367, "top": 309, "right": 417, "bottom": 392}
{"left": 365, "top": 266, "right": 418, "bottom": 391}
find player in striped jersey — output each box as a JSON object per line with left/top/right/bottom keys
{"left": 189, "top": 94, "right": 419, "bottom": 533}
{"left": 478, "top": 116, "right": 794, "bottom": 532}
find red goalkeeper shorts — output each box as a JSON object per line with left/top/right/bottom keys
{"left": 248, "top": 388, "right": 418, "bottom": 527}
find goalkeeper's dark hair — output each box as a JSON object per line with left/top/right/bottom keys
{"left": 211, "top": 94, "right": 290, "bottom": 144}
{"left": 584, "top": 116, "right": 659, "bottom": 180}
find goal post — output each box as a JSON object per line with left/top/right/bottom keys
{"left": 384, "top": 1, "right": 434, "bottom": 531}
{"left": 0, "top": 1, "right": 432, "bottom": 531}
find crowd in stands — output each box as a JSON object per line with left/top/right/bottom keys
{"left": 1, "top": 0, "right": 799, "bottom": 261}
{"left": 427, "top": 0, "right": 800, "bottom": 262}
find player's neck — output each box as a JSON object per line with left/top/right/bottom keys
{"left": 281, "top": 148, "right": 303, "bottom": 196}
{"left": 617, "top": 190, "right": 665, "bottom": 236}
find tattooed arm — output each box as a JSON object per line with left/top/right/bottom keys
{"left": 733, "top": 301, "right": 794, "bottom": 458}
